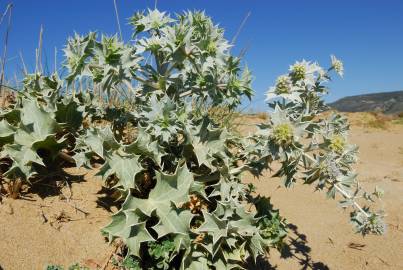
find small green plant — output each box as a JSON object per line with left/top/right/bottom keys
{"left": 45, "top": 265, "right": 64, "bottom": 270}
{"left": 67, "top": 263, "right": 89, "bottom": 270}
{"left": 147, "top": 238, "right": 177, "bottom": 269}
{"left": 112, "top": 254, "right": 141, "bottom": 269}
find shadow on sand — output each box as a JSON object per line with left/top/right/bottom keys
{"left": 246, "top": 223, "right": 329, "bottom": 270}
{"left": 23, "top": 168, "right": 86, "bottom": 199}
{"left": 95, "top": 185, "right": 122, "bottom": 212}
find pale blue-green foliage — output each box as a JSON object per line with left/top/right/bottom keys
{"left": 61, "top": 10, "right": 284, "bottom": 268}
{"left": 66, "top": 9, "right": 382, "bottom": 269}
{"left": 0, "top": 8, "right": 384, "bottom": 270}
{"left": 63, "top": 9, "right": 252, "bottom": 109}
{"left": 0, "top": 74, "right": 87, "bottom": 180}
{"left": 259, "top": 57, "right": 385, "bottom": 235}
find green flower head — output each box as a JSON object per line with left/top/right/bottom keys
{"left": 275, "top": 75, "right": 292, "bottom": 94}
{"left": 196, "top": 75, "right": 207, "bottom": 87}
{"left": 288, "top": 60, "right": 323, "bottom": 86}
{"left": 329, "top": 134, "right": 346, "bottom": 153}
{"left": 290, "top": 63, "right": 306, "bottom": 80}
{"left": 331, "top": 55, "right": 344, "bottom": 77}
{"left": 266, "top": 75, "right": 302, "bottom": 102}
{"left": 206, "top": 41, "right": 217, "bottom": 54}
{"left": 272, "top": 123, "right": 294, "bottom": 145}
{"left": 140, "top": 36, "right": 164, "bottom": 52}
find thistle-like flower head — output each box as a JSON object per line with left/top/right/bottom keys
{"left": 265, "top": 75, "right": 301, "bottom": 102}
{"left": 206, "top": 41, "right": 217, "bottom": 54}
{"left": 329, "top": 134, "right": 346, "bottom": 153}
{"left": 290, "top": 63, "right": 306, "bottom": 80}
{"left": 289, "top": 60, "right": 323, "bottom": 86}
{"left": 136, "top": 9, "right": 175, "bottom": 31}
{"left": 267, "top": 106, "right": 308, "bottom": 145}
{"left": 272, "top": 123, "right": 294, "bottom": 145}
{"left": 331, "top": 55, "right": 344, "bottom": 77}
{"left": 275, "top": 75, "right": 292, "bottom": 94}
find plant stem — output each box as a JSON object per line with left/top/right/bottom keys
{"left": 302, "top": 153, "right": 370, "bottom": 218}
{"left": 334, "top": 183, "right": 370, "bottom": 218}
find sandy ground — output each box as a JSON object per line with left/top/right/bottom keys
{"left": 0, "top": 113, "right": 402, "bottom": 270}
{"left": 0, "top": 168, "right": 116, "bottom": 270}
{"left": 242, "top": 114, "right": 403, "bottom": 270}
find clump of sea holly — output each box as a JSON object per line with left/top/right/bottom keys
{"left": 2, "top": 7, "right": 385, "bottom": 270}
{"left": 0, "top": 72, "right": 88, "bottom": 195}
{"left": 263, "top": 55, "right": 385, "bottom": 235}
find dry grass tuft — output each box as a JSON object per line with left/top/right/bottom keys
{"left": 365, "top": 113, "right": 390, "bottom": 129}
{"left": 254, "top": 112, "right": 268, "bottom": 120}
{"left": 208, "top": 106, "right": 241, "bottom": 131}
{"left": 344, "top": 111, "right": 403, "bottom": 129}
{"left": 391, "top": 112, "right": 403, "bottom": 125}
{"left": 348, "top": 112, "right": 393, "bottom": 129}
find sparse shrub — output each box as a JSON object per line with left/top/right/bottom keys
{"left": 365, "top": 112, "right": 390, "bottom": 129}
{"left": 391, "top": 112, "right": 403, "bottom": 125}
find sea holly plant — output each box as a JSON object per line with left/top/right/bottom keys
{"left": 0, "top": 73, "right": 89, "bottom": 192}
{"left": 0, "top": 8, "right": 384, "bottom": 269}
{"left": 255, "top": 57, "right": 385, "bottom": 234}
{"left": 0, "top": 70, "right": 111, "bottom": 199}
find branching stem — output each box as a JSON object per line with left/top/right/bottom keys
{"left": 303, "top": 153, "right": 370, "bottom": 218}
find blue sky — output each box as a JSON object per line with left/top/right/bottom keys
{"left": 1, "top": 0, "right": 403, "bottom": 111}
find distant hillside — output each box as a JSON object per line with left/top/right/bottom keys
{"left": 328, "top": 91, "right": 403, "bottom": 114}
